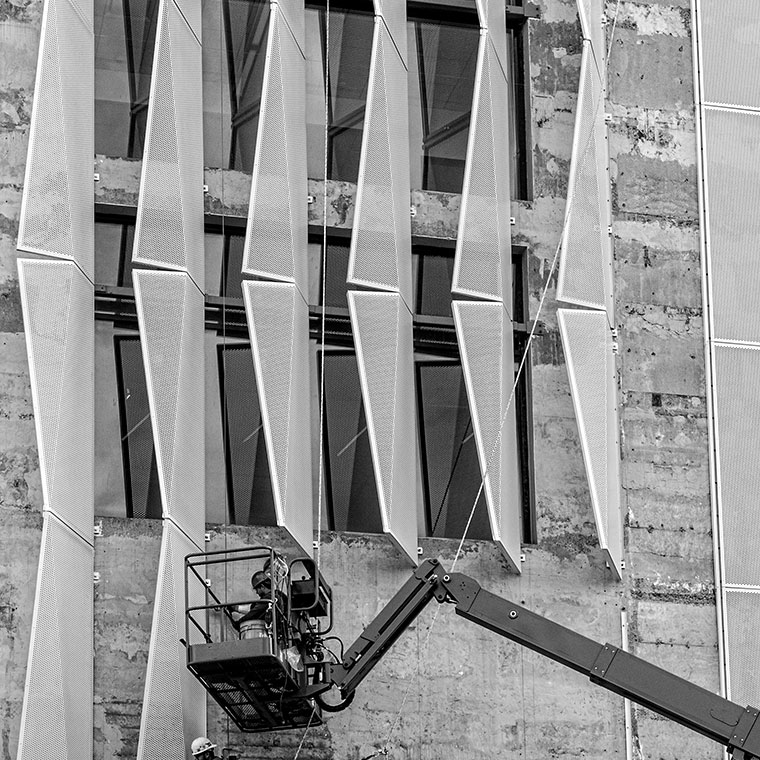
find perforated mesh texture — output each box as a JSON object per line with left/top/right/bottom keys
{"left": 724, "top": 589, "right": 760, "bottom": 707}
{"left": 173, "top": 0, "right": 200, "bottom": 41}
{"left": 138, "top": 522, "right": 205, "bottom": 760}
{"left": 557, "top": 42, "right": 610, "bottom": 316}
{"left": 474, "top": 0, "right": 508, "bottom": 74}
{"left": 18, "top": 0, "right": 94, "bottom": 279}
{"left": 348, "top": 291, "right": 418, "bottom": 564}
{"left": 453, "top": 35, "right": 512, "bottom": 305}
{"left": 372, "top": 0, "right": 407, "bottom": 64}
{"left": 557, "top": 309, "right": 622, "bottom": 574}
{"left": 348, "top": 19, "right": 412, "bottom": 305}
{"left": 18, "top": 514, "right": 93, "bottom": 760}
{"left": 700, "top": 0, "right": 760, "bottom": 109}
{"left": 575, "top": 0, "right": 605, "bottom": 63}
{"left": 243, "top": 6, "right": 309, "bottom": 297}
{"left": 134, "top": 270, "right": 205, "bottom": 539}
{"left": 133, "top": 0, "right": 204, "bottom": 289}
{"left": 243, "top": 281, "right": 314, "bottom": 556}
{"left": 713, "top": 344, "right": 760, "bottom": 585}
{"left": 19, "top": 259, "right": 94, "bottom": 541}
{"left": 275, "top": 0, "right": 305, "bottom": 52}
{"left": 704, "top": 108, "right": 760, "bottom": 342}
{"left": 452, "top": 300, "right": 521, "bottom": 568}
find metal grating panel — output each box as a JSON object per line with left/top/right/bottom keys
{"left": 17, "top": 513, "right": 93, "bottom": 760}
{"left": 133, "top": 0, "right": 204, "bottom": 290}
{"left": 348, "top": 17, "right": 412, "bottom": 307}
{"left": 452, "top": 300, "right": 522, "bottom": 570}
{"left": 724, "top": 588, "right": 760, "bottom": 707}
{"left": 275, "top": 0, "right": 305, "bottom": 52}
{"left": 474, "top": 0, "right": 508, "bottom": 74}
{"left": 134, "top": 270, "right": 205, "bottom": 540}
{"left": 713, "top": 344, "right": 760, "bottom": 586}
{"left": 453, "top": 34, "right": 512, "bottom": 308}
{"left": 17, "top": 0, "right": 94, "bottom": 280}
{"left": 243, "top": 4, "right": 308, "bottom": 298}
{"left": 557, "top": 308, "right": 622, "bottom": 577}
{"left": 18, "top": 259, "right": 94, "bottom": 542}
{"left": 372, "top": 0, "right": 407, "bottom": 65}
{"left": 699, "top": 0, "right": 760, "bottom": 109}
{"left": 348, "top": 291, "right": 419, "bottom": 565}
{"left": 173, "top": 0, "right": 200, "bottom": 41}
{"left": 137, "top": 521, "right": 205, "bottom": 760}
{"left": 575, "top": 0, "right": 605, "bottom": 66}
{"left": 557, "top": 41, "right": 611, "bottom": 318}
{"left": 703, "top": 108, "right": 760, "bottom": 343}
{"left": 242, "top": 281, "right": 314, "bottom": 556}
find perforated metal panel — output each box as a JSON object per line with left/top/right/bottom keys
{"left": 133, "top": 0, "right": 204, "bottom": 290}
{"left": 274, "top": 0, "right": 305, "bottom": 52}
{"left": 242, "top": 281, "right": 314, "bottom": 556}
{"left": 713, "top": 344, "right": 760, "bottom": 586}
{"left": 137, "top": 520, "right": 206, "bottom": 760}
{"left": 348, "top": 291, "right": 418, "bottom": 565}
{"left": 18, "top": 259, "right": 94, "bottom": 542}
{"left": 17, "top": 513, "right": 93, "bottom": 760}
{"left": 699, "top": 0, "right": 760, "bottom": 109}
{"left": 17, "top": 0, "right": 94, "bottom": 280}
{"left": 453, "top": 33, "right": 512, "bottom": 308}
{"left": 452, "top": 300, "right": 522, "bottom": 571}
{"left": 474, "top": 0, "right": 508, "bottom": 74}
{"left": 243, "top": 4, "right": 308, "bottom": 298}
{"left": 703, "top": 108, "right": 760, "bottom": 342}
{"left": 557, "top": 41, "right": 611, "bottom": 319}
{"left": 134, "top": 270, "right": 205, "bottom": 540}
{"left": 173, "top": 0, "right": 200, "bottom": 41}
{"left": 372, "top": 0, "right": 407, "bottom": 65}
{"left": 724, "top": 588, "right": 760, "bottom": 707}
{"left": 575, "top": 0, "right": 605, "bottom": 66}
{"left": 348, "top": 17, "right": 412, "bottom": 307}
{"left": 557, "top": 308, "right": 622, "bottom": 578}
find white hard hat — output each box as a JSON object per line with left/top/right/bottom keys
{"left": 191, "top": 737, "right": 216, "bottom": 756}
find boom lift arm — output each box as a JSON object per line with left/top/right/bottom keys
{"left": 313, "top": 559, "right": 760, "bottom": 759}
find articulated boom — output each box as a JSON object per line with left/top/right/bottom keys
{"left": 185, "top": 551, "right": 760, "bottom": 759}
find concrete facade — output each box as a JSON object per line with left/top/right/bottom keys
{"left": 0, "top": 0, "right": 723, "bottom": 759}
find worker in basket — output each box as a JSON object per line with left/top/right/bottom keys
{"left": 233, "top": 566, "right": 288, "bottom": 642}
{"left": 190, "top": 737, "right": 219, "bottom": 760}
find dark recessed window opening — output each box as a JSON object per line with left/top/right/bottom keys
{"left": 115, "top": 336, "right": 162, "bottom": 519}
{"left": 95, "top": 220, "right": 136, "bottom": 287}
{"left": 320, "top": 350, "right": 383, "bottom": 533}
{"left": 94, "top": 0, "right": 159, "bottom": 158}
{"left": 218, "top": 344, "right": 277, "bottom": 526}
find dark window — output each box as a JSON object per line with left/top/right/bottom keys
{"left": 320, "top": 350, "right": 383, "bottom": 533}
{"left": 94, "top": 0, "right": 159, "bottom": 158}
{"left": 417, "top": 362, "right": 490, "bottom": 539}
{"left": 305, "top": 5, "right": 375, "bottom": 182}
{"left": 95, "top": 221, "right": 136, "bottom": 287}
{"left": 115, "top": 336, "right": 162, "bottom": 518}
{"left": 218, "top": 345, "right": 277, "bottom": 526}
{"left": 203, "top": 0, "right": 269, "bottom": 171}
{"left": 413, "top": 245, "right": 456, "bottom": 317}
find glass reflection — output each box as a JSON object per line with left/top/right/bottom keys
{"left": 95, "top": 0, "right": 159, "bottom": 158}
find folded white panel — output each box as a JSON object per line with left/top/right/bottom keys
{"left": 372, "top": 0, "right": 407, "bottom": 65}
{"left": 243, "top": 4, "right": 308, "bottom": 298}
{"left": 348, "top": 291, "right": 418, "bottom": 565}
{"left": 724, "top": 588, "right": 760, "bottom": 707}
{"left": 348, "top": 17, "right": 412, "bottom": 307}
{"left": 275, "top": 0, "right": 305, "bottom": 52}
{"left": 698, "top": 0, "right": 760, "bottom": 109}
{"left": 452, "top": 300, "right": 522, "bottom": 571}
{"left": 242, "top": 281, "right": 314, "bottom": 556}
{"left": 133, "top": 0, "right": 204, "bottom": 290}
{"left": 575, "top": 0, "right": 605, "bottom": 65}
{"left": 557, "top": 309, "right": 622, "bottom": 578}
{"left": 17, "top": 0, "right": 94, "bottom": 280}
{"left": 703, "top": 108, "right": 760, "bottom": 343}
{"left": 453, "top": 33, "right": 512, "bottom": 309}
{"left": 173, "top": 0, "right": 200, "bottom": 40}
{"left": 713, "top": 344, "right": 760, "bottom": 586}
{"left": 557, "top": 41, "right": 612, "bottom": 321}
{"left": 134, "top": 270, "right": 205, "bottom": 542}
{"left": 137, "top": 521, "right": 205, "bottom": 760}
{"left": 17, "top": 513, "right": 93, "bottom": 760}
{"left": 18, "top": 259, "right": 94, "bottom": 542}
{"left": 474, "top": 0, "right": 508, "bottom": 74}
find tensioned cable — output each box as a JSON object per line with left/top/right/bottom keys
{"left": 315, "top": 0, "right": 332, "bottom": 576}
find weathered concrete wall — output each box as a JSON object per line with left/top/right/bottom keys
{"left": 607, "top": 0, "right": 718, "bottom": 757}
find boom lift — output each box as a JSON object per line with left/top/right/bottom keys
{"left": 185, "top": 551, "right": 760, "bottom": 758}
